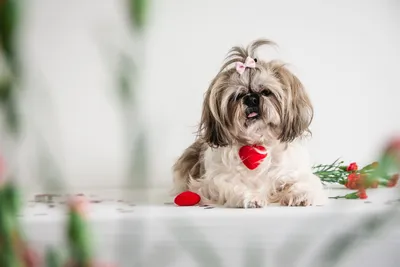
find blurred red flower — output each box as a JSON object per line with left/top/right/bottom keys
{"left": 346, "top": 162, "right": 358, "bottom": 172}
{"left": 387, "top": 174, "right": 399, "bottom": 187}
{"left": 357, "top": 188, "right": 368, "bottom": 199}
{"left": 345, "top": 173, "right": 363, "bottom": 189}
{"left": 387, "top": 137, "right": 400, "bottom": 151}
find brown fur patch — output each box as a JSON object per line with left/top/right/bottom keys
{"left": 172, "top": 140, "right": 207, "bottom": 193}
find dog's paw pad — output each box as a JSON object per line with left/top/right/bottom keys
{"left": 244, "top": 196, "right": 266, "bottom": 208}
{"left": 280, "top": 195, "right": 311, "bottom": 207}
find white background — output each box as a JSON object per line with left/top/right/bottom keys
{"left": 14, "top": 0, "right": 400, "bottom": 190}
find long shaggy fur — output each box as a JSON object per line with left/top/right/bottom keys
{"left": 172, "top": 39, "right": 326, "bottom": 208}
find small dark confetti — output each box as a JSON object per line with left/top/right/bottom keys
{"left": 34, "top": 194, "right": 58, "bottom": 203}
{"left": 48, "top": 204, "right": 55, "bottom": 208}
{"left": 90, "top": 200, "right": 102, "bottom": 203}
{"left": 163, "top": 202, "right": 174, "bottom": 205}
{"left": 117, "top": 200, "right": 124, "bottom": 203}
{"left": 204, "top": 206, "right": 215, "bottom": 209}
{"left": 364, "top": 201, "right": 372, "bottom": 204}
{"left": 199, "top": 205, "right": 209, "bottom": 207}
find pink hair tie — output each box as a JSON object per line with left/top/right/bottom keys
{"left": 235, "top": 56, "right": 256, "bottom": 75}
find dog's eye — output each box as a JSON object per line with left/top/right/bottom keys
{"left": 261, "top": 89, "right": 272, "bottom": 96}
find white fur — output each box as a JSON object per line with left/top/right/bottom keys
{"left": 188, "top": 140, "right": 326, "bottom": 208}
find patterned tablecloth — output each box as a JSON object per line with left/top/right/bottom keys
{"left": 21, "top": 188, "right": 400, "bottom": 267}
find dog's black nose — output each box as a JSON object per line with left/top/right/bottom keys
{"left": 243, "top": 94, "right": 259, "bottom": 107}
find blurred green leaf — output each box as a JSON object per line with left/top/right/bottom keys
{"left": 45, "top": 248, "right": 63, "bottom": 267}
{"left": 0, "top": 182, "right": 22, "bottom": 267}
{"left": 0, "top": 80, "right": 20, "bottom": 135}
{"left": 3, "top": 95, "right": 20, "bottom": 134}
{"left": 67, "top": 211, "right": 93, "bottom": 265}
{"left": 117, "top": 54, "right": 136, "bottom": 105}
{"left": 129, "top": 129, "right": 149, "bottom": 188}
{"left": 128, "top": 0, "right": 148, "bottom": 29}
{"left": 0, "top": 4, "right": 20, "bottom": 136}
{"left": 2, "top": 181, "right": 19, "bottom": 215}
{"left": 0, "top": 0, "right": 18, "bottom": 69}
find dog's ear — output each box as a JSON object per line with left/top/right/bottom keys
{"left": 270, "top": 61, "right": 313, "bottom": 142}
{"left": 198, "top": 77, "right": 232, "bottom": 148}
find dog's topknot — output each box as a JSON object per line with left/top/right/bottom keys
{"left": 219, "top": 39, "right": 277, "bottom": 73}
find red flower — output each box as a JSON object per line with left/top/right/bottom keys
{"left": 345, "top": 173, "right": 362, "bottom": 189}
{"left": 346, "top": 162, "right": 358, "bottom": 172}
{"left": 345, "top": 173, "right": 369, "bottom": 189}
{"left": 357, "top": 188, "right": 368, "bottom": 199}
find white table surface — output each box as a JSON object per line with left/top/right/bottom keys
{"left": 20, "top": 187, "right": 400, "bottom": 267}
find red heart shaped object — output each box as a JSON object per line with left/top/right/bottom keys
{"left": 239, "top": 145, "right": 267, "bottom": 170}
{"left": 174, "top": 191, "right": 201, "bottom": 206}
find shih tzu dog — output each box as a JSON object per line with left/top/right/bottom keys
{"left": 172, "top": 39, "right": 326, "bottom": 208}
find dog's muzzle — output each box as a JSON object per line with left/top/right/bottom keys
{"left": 244, "top": 94, "right": 260, "bottom": 119}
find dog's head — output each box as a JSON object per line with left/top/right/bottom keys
{"left": 198, "top": 39, "right": 313, "bottom": 147}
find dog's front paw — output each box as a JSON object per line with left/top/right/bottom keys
{"left": 280, "top": 195, "right": 310, "bottom": 206}
{"left": 280, "top": 182, "right": 326, "bottom": 207}
{"left": 243, "top": 195, "right": 267, "bottom": 208}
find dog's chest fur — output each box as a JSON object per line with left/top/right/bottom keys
{"left": 202, "top": 141, "right": 311, "bottom": 187}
